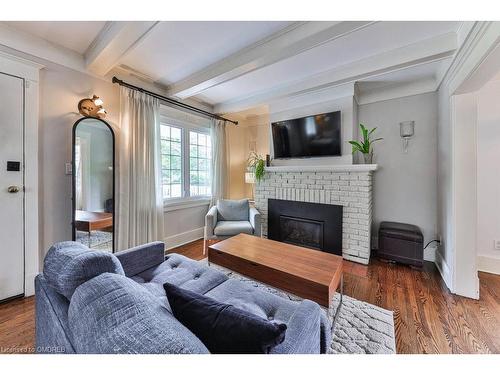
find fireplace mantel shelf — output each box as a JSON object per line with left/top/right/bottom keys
{"left": 265, "top": 164, "right": 378, "bottom": 173}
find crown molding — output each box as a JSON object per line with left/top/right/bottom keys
{"left": 438, "top": 21, "right": 500, "bottom": 94}
{"left": 0, "top": 22, "right": 85, "bottom": 72}
{"left": 357, "top": 78, "right": 437, "bottom": 106}
{"left": 0, "top": 50, "right": 44, "bottom": 82}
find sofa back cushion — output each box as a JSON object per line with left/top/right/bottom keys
{"left": 69, "top": 273, "right": 209, "bottom": 354}
{"left": 43, "top": 241, "right": 124, "bottom": 299}
{"left": 217, "top": 199, "right": 249, "bottom": 221}
{"left": 115, "top": 241, "right": 165, "bottom": 277}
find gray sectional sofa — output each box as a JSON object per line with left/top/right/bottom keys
{"left": 35, "top": 241, "right": 331, "bottom": 354}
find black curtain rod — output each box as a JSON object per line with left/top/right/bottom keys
{"left": 112, "top": 76, "right": 238, "bottom": 125}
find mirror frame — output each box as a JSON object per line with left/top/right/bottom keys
{"left": 71, "top": 117, "right": 116, "bottom": 253}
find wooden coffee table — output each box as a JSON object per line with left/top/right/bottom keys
{"left": 208, "top": 234, "right": 344, "bottom": 329}
{"left": 75, "top": 210, "right": 113, "bottom": 247}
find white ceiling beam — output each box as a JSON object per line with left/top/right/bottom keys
{"left": 168, "top": 21, "right": 376, "bottom": 99}
{"left": 85, "top": 21, "right": 159, "bottom": 76}
{"left": 215, "top": 32, "right": 458, "bottom": 114}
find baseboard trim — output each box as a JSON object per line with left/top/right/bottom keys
{"left": 477, "top": 255, "right": 500, "bottom": 275}
{"left": 435, "top": 248, "right": 453, "bottom": 293}
{"left": 24, "top": 272, "right": 37, "bottom": 297}
{"left": 424, "top": 245, "right": 437, "bottom": 262}
{"left": 164, "top": 227, "right": 204, "bottom": 250}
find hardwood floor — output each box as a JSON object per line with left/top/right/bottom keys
{"left": 0, "top": 296, "right": 35, "bottom": 354}
{"left": 1, "top": 239, "right": 499, "bottom": 354}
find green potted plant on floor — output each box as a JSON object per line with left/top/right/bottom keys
{"left": 348, "top": 123, "right": 383, "bottom": 164}
{"left": 247, "top": 151, "right": 266, "bottom": 182}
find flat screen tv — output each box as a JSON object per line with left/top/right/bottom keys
{"left": 271, "top": 111, "right": 341, "bottom": 159}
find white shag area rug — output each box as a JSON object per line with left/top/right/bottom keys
{"left": 202, "top": 260, "right": 396, "bottom": 354}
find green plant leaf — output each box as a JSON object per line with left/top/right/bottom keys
{"left": 359, "top": 124, "right": 368, "bottom": 143}
{"left": 247, "top": 152, "right": 266, "bottom": 182}
{"left": 255, "top": 159, "right": 265, "bottom": 182}
{"left": 348, "top": 141, "right": 363, "bottom": 154}
{"left": 348, "top": 124, "right": 383, "bottom": 155}
{"left": 364, "top": 139, "right": 370, "bottom": 153}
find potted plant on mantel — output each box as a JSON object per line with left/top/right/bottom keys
{"left": 247, "top": 151, "right": 266, "bottom": 182}
{"left": 348, "top": 123, "right": 383, "bottom": 164}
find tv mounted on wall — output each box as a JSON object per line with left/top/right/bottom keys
{"left": 271, "top": 111, "right": 341, "bottom": 159}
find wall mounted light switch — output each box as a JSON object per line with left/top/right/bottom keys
{"left": 494, "top": 240, "right": 500, "bottom": 250}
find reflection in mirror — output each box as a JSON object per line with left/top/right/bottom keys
{"left": 72, "top": 118, "right": 114, "bottom": 252}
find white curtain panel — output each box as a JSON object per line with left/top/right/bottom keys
{"left": 210, "top": 119, "right": 228, "bottom": 206}
{"left": 117, "top": 86, "right": 164, "bottom": 250}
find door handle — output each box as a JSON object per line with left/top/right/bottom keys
{"left": 7, "top": 185, "right": 20, "bottom": 193}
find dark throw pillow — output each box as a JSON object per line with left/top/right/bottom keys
{"left": 163, "top": 283, "right": 287, "bottom": 354}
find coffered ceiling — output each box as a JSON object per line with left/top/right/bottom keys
{"left": 0, "top": 20, "right": 467, "bottom": 115}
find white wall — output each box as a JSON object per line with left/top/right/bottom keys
{"left": 39, "top": 64, "right": 120, "bottom": 261}
{"left": 163, "top": 204, "right": 208, "bottom": 249}
{"left": 451, "top": 92, "right": 479, "bottom": 298}
{"left": 358, "top": 93, "right": 438, "bottom": 245}
{"left": 436, "top": 83, "right": 455, "bottom": 289}
{"left": 476, "top": 78, "right": 500, "bottom": 274}
{"left": 435, "top": 22, "right": 500, "bottom": 297}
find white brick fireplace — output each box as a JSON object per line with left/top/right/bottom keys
{"left": 254, "top": 164, "right": 377, "bottom": 264}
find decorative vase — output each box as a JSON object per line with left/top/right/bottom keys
{"left": 363, "top": 152, "right": 373, "bottom": 164}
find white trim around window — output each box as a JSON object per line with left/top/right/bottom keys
{"left": 163, "top": 196, "right": 211, "bottom": 212}
{"left": 160, "top": 105, "right": 213, "bottom": 209}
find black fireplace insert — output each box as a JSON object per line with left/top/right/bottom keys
{"left": 268, "top": 198, "right": 342, "bottom": 255}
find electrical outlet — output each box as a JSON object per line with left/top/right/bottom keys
{"left": 65, "top": 163, "right": 72, "bottom": 175}
{"left": 494, "top": 240, "right": 500, "bottom": 250}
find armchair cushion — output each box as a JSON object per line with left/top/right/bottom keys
{"left": 216, "top": 199, "right": 249, "bottom": 221}
{"left": 214, "top": 221, "right": 253, "bottom": 236}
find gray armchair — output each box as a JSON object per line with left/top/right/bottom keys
{"left": 204, "top": 198, "right": 261, "bottom": 254}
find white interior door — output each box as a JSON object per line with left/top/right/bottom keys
{"left": 0, "top": 72, "right": 24, "bottom": 301}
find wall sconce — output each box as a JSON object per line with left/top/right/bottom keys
{"left": 78, "top": 95, "right": 107, "bottom": 119}
{"left": 399, "top": 121, "right": 415, "bottom": 153}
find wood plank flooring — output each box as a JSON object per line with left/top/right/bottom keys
{"left": 1, "top": 239, "right": 498, "bottom": 354}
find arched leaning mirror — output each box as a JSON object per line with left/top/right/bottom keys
{"left": 72, "top": 117, "right": 115, "bottom": 252}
